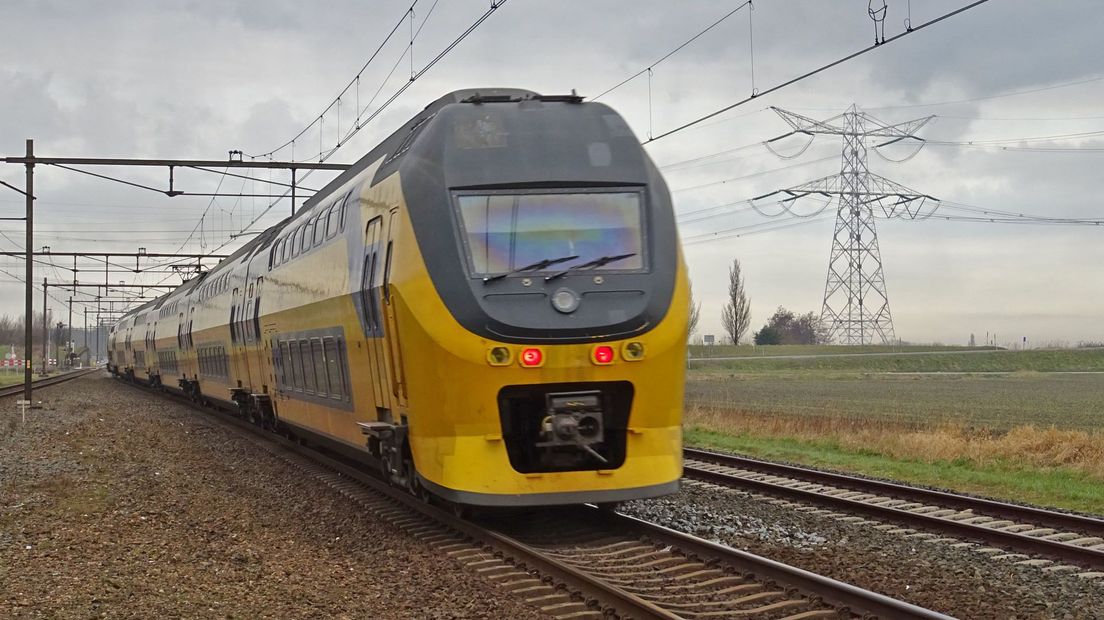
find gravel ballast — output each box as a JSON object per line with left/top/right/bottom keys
{"left": 0, "top": 374, "right": 542, "bottom": 618}
{"left": 621, "top": 481, "right": 1104, "bottom": 620}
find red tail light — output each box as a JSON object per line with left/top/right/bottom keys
{"left": 592, "top": 345, "right": 615, "bottom": 365}
{"left": 520, "top": 348, "right": 544, "bottom": 367}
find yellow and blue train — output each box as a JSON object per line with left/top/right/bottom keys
{"left": 108, "top": 88, "right": 688, "bottom": 507}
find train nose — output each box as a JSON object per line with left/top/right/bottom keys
{"left": 498, "top": 382, "right": 633, "bottom": 473}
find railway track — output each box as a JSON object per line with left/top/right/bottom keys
{"left": 111, "top": 377, "right": 949, "bottom": 619}
{"left": 0, "top": 367, "right": 102, "bottom": 398}
{"left": 684, "top": 447, "right": 1104, "bottom": 573}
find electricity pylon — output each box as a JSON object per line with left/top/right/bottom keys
{"left": 755, "top": 105, "right": 938, "bottom": 345}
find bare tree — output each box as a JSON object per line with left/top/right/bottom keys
{"left": 719, "top": 258, "right": 751, "bottom": 344}
{"left": 687, "top": 279, "right": 701, "bottom": 338}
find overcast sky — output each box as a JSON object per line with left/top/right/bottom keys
{"left": 1, "top": 0, "right": 1101, "bottom": 346}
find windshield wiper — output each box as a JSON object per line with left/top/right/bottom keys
{"left": 482, "top": 254, "right": 579, "bottom": 283}
{"left": 544, "top": 252, "right": 637, "bottom": 282}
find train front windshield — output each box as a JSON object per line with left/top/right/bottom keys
{"left": 455, "top": 191, "right": 645, "bottom": 277}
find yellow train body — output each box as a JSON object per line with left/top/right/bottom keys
{"left": 109, "top": 88, "right": 687, "bottom": 506}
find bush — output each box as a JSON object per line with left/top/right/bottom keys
{"left": 753, "top": 326, "right": 782, "bottom": 345}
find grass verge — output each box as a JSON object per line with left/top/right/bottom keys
{"left": 689, "top": 347, "right": 1104, "bottom": 372}
{"left": 685, "top": 407, "right": 1104, "bottom": 515}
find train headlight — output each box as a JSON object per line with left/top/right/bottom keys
{"left": 591, "top": 345, "right": 615, "bottom": 365}
{"left": 486, "top": 346, "right": 512, "bottom": 366}
{"left": 551, "top": 287, "right": 580, "bottom": 313}
{"left": 622, "top": 341, "right": 645, "bottom": 361}
{"left": 519, "top": 347, "right": 544, "bottom": 367}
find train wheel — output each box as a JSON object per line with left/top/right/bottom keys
{"left": 451, "top": 501, "right": 470, "bottom": 520}
{"left": 408, "top": 473, "right": 431, "bottom": 504}
{"left": 381, "top": 452, "right": 398, "bottom": 487}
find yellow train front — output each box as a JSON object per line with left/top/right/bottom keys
{"left": 380, "top": 89, "right": 688, "bottom": 506}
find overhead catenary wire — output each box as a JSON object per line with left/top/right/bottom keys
{"left": 644, "top": 0, "right": 994, "bottom": 144}
{"left": 207, "top": 0, "right": 510, "bottom": 257}
{"left": 592, "top": 1, "right": 753, "bottom": 101}
{"left": 786, "top": 75, "right": 1104, "bottom": 115}
{"left": 247, "top": 1, "right": 423, "bottom": 159}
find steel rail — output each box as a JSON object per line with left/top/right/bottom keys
{"left": 114, "top": 377, "right": 950, "bottom": 619}
{"left": 684, "top": 448, "right": 1104, "bottom": 569}
{"left": 685, "top": 448, "right": 1104, "bottom": 537}
{"left": 599, "top": 511, "right": 953, "bottom": 620}
{"left": 119, "top": 381, "right": 677, "bottom": 620}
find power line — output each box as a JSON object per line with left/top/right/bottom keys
{"left": 592, "top": 1, "right": 752, "bottom": 101}
{"left": 865, "top": 76, "right": 1104, "bottom": 112}
{"left": 670, "top": 154, "right": 837, "bottom": 193}
{"left": 682, "top": 214, "right": 835, "bottom": 245}
{"left": 209, "top": 0, "right": 510, "bottom": 256}
{"left": 248, "top": 1, "right": 422, "bottom": 159}
{"left": 644, "top": 0, "right": 994, "bottom": 144}
{"left": 783, "top": 76, "right": 1104, "bottom": 115}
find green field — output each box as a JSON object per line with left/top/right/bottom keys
{"left": 689, "top": 346, "right": 1104, "bottom": 373}
{"left": 687, "top": 370, "right": 1104, "bottom": 431}
{"left": 682, "top": 346, "right": 1104, "bottom": 513}
{"left": 689, "top": 343, "right": 998, "bottom": 358}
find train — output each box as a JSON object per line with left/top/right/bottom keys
{"left": 108, "top": 88, "right": 688, "bottom": 507}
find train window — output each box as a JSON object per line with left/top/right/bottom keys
{"left": 279, "top": 341, "right": 290, "bottom": 386}
{"left": 361, "top": 253, "right": 378, "bottom": 333}
{"left": 339, "top": 194, "right": 350, "bottom": 230}
{"left": 289, "top": 341, "right": 302, "bottom": 390}
{"left": 298, "top": 224, "right": 310, "bottom": 254}
{"left": 229, "top": 306, "right": 238, "bottom": 344}
{"left": 323, "top": 337, "right": 341, "bottom": 398}
{"left": 326, "top": 206, "right": 340, "bottom": 238}
{"left": 300, "top": 341, "right": 316, "bottom": 393}
{"left": 313, "top": 212, "right": 326, "bottom": 246}
{"left": 310, "top": 339, "right": 326, "bottom": 395}
{"left": 337, "top": 338, "right": 349, "bottom": 400}
{"left": 382, "top": 240, "right": 394, "bottom": 302}
{"left": 290, "top": 230, "right": 301, "bottom": 259}
{"left": 245, "top": 301, "right": 255, "bottom": 343}
{"left": 455, "top": 191, "right": 645, "bottom": 276}
{"left": 252, "top": 295, "right": 261, "bottom": 341}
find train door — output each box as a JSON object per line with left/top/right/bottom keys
{"left": 381, "top": 209, "right": 408, "bottom": 407}
{"left": 185, "top": 305, "right": 196, "bottom": 379}
{"left": 149, "top": 322, "right": 158, "bottom": 378}
{"left": 360, "top": 216, "right": 391, "bottom": 419}
{"left": 244, "top": 276, "right": 267, "bottom": 393}
{"left": 229, "top": 286, "right": 249, "bottom": 388}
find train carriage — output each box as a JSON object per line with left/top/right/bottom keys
{"left": 112, "top": 88, "right": 687, "bottom": 507}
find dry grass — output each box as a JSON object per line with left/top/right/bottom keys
{"left": 687, "top": 405, "right": 1104, "bottom": 481}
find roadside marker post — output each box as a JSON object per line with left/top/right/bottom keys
{"left": 17, "top": 398, "right": 30, "bottom": 423}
